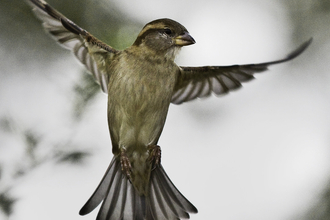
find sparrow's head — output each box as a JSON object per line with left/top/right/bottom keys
{"left": 133, "top": 18, "right": 195, "bottom": 57}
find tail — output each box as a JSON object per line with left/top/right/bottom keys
{"left": 79, "top": 157, "right": 198, "bottom": 220}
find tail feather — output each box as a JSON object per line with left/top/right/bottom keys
{"left": 79, "top": 158, "right": 118, "bottom": 215}
{"left": 153, "top": 166, "right": 197, "bottom": 214}
{"left": 97, "top": 163, "right": 124, "bottom": 220}
{"left": 79, "top": 157, "right": 197, "bottom": 220}
{"left": 148, "top": 166, "right": 197, "bottom": 219}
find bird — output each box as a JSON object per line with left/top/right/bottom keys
{"left": 27, "top": 0, "right": 312, "bottom": 219}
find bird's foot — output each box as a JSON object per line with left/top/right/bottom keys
{"left": 148, "top": 145, "right": 161, "bottom": 169}
{"left": 120, "top": 150, "right": 132, "bottom": 180}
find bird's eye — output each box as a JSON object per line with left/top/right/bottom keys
{"left": 164, "top": 28, "right": 172, "bottom": 35}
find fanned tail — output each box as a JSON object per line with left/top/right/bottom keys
{"left": 79, "top": 158, "right": 197, "bottom": 220}
{"left": 147, "top": 165, "right": 198, "bottom": 219}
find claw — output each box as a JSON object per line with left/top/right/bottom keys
{"left": 148, "top": 145, "right": 161, "bottom": 169}
{"left": 120, "top": 150, "right": 132, "bottom": 180}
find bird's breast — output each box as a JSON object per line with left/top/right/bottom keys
{"left": 107, "top": 56, "right": 177, "bottom": 154}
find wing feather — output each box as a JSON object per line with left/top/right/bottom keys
{"left": 172, "top": 38, "right": 312, "bottom": 104}
{"left": 28, "top": 0, "right": 118, "bottom": 93}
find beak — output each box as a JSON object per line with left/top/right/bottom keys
{"left": 174, "top": 32, "right": 196, "bottom": 46}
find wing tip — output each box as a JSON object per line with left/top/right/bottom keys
{"left": 269, "top": 37, "right": 313, "bottom": 65}
{"left": 286, "top": 37, "right": 313, "bottom": 60}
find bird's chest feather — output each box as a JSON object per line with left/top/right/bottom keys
{"left": 108, "top": 59, "right": 176, "bottom": 112}
{"left": 107, "top": 55, "right": 177, "bottom": 148}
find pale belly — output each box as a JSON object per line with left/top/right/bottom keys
{"left": 111, "top": 102, "right": 169, "bottom": 151}
{"left": 107, "top": 69, "right": 175, "bottom": 156}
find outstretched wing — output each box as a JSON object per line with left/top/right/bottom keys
{"left": 28, "top": 0, "right": 119, "bottom": 93}
{"left": 172, "top": 38, "right": 312, "bottom": 104}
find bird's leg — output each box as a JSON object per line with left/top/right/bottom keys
{"left": 148, "top": 145, "right": 161, "bottom": 169}
{"left": 120, "top": 149, "right": 132, "bottom": 180}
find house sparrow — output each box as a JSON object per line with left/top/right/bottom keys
{"left": 28, "top": 0, "right": 312, "bottom": 219}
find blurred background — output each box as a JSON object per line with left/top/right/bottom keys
{"left": 1, "top": 0, "right": 330, "bottom": 219}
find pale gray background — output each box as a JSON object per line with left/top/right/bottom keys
{"left": 0, "top": 0, "right": 329, "bottom": 220}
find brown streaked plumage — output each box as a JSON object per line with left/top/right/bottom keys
{"left": 27, "top": 0, "right": 312, "bottom": 219}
